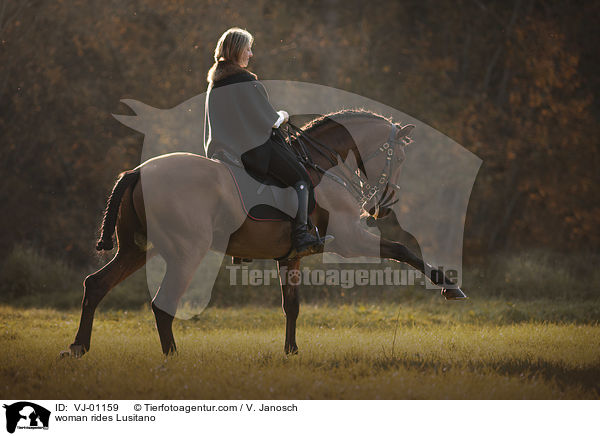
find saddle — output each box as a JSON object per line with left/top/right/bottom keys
{"left": 211, "top": 148, "right": 316, "bottom": 223}
{"left": 212, "top": 129, "right": 320, "bottom": 263}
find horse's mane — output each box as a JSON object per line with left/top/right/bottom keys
{"left": 300, "top": 109, "right": 391, "bottom": 177}
{"left": 302, "top": 109, "right": 391, "bottom": 133}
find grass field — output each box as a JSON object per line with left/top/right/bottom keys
{"left": 1, "top": 298, "right": 599, "bottom": 400}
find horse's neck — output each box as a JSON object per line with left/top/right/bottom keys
{"left": 307, "top": 121, "right": 366, "bottom": 174}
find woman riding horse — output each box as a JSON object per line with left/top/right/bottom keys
{"left": 60, "top": 29, "right": 467, "bottom": 359}
{"left": 204, "top": 27, "right": 331, "bottom": 257}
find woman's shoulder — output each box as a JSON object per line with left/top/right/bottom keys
{"left": 208, "top": 61, "right": 257, "bottom": 88}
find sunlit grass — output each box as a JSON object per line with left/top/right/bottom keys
{"left": 1, "top": 303, "right": 598, "bottom": 399}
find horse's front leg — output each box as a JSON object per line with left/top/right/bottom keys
{"left": 379, "top": 239, "right": 467, "bottom": 299}
{"left": 329, "top": 220, "right": 466, "bottom": 299}
{"left": 277, "top": 258, "right": 300, "bottom": 355}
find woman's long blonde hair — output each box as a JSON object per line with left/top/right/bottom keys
{"left": 207, "top": 28, "right": 253, "bottom": 81}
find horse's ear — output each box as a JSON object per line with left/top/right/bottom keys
{"left": 396, "top": 123, "right": 415, "bottom": 138}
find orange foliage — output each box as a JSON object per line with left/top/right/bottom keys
{"left": 0, "top": 0, "right": 598, "bottom": 264}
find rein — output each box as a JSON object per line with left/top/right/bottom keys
{"left": 284, "top": 120, "right": 411, "bottom": 215}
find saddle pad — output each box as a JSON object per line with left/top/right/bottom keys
{"left": 222, "top": 162, "right": 315, "bottom": 221}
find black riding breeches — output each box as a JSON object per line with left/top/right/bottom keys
{"left": 241, "top": 136, "right": 311, "bottom": 188}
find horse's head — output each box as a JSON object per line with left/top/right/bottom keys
{"left": 302, "top": 110, "right": 415, "bottom": 220}
{"left": 363, "top": 120, "right": 415, "bottom": 221}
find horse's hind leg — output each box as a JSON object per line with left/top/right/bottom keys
{"left": 62, "top": 189, "right": 148, "bottom": 358}
{"left": 65, "top": 246, "right": 147, "bottom": 357}
{"left": 278, "top": 258, "right": 300, "bottom": 355}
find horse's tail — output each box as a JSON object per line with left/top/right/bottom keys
{"left": 96, "top": 169, "right": 141, "bottom": 251}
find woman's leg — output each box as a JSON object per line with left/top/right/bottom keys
{"left": 264, "top": 140, "right": 331, "bottom": 256}
{"left": 264, "top": 141, "right": 312, "bottom": 187}
{"left": 242, "top": 138, "right": 331, "bottom": 257}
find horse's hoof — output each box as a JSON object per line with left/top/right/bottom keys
{"left": 442, "top": 288, "right": 468, "bottom": 300}
{"left": 59, "top": 344, "right": 86, "bottom": 358}
{"left": 285, "top": 345, "right": 298, "bottom": 355}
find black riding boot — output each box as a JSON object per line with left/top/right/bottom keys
{"left": 292, "top": 181, "right": 332, "bottom": 256}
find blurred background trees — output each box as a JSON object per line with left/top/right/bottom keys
{"left": 1, "top": 0, "right": 598, "bottom": 268}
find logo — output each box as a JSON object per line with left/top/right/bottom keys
{"left": 3, "top": 402, "right": 50, "bottom": 433}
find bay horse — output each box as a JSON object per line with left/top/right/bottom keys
{"left": 61, "top": 109, "right": 466, "bottom": 358}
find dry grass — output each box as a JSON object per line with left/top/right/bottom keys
{"left": 1, "top": 302, "right": 598, "bottom": 399}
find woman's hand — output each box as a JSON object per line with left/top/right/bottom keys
{"left": 273, "top": 110, "right": 289, "bottom": 128}
{"left": 280, "top": 110, "right": 289, "bottom": 124}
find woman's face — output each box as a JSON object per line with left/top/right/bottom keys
{"left": 238, "top": 44, "right": 253, "bottom": 68}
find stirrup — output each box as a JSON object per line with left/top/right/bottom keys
{"left": 294, "top": 239, "right": 325, "bottom": 258}
{"left": 314, "top": 226, "right": 334, "bottom": 244}
{"left": 293, "top": 227, "right": 334, "bottom": 258}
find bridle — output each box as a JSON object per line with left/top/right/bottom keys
{"left": 283, "top": 120, "right": 413, "bottom": 216}
{"left": 354, "top": 122, "right": 410, "bottom": 212}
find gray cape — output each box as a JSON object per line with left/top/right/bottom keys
{"left": 204, "top": 62, "right": 279, "bottom": 161}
